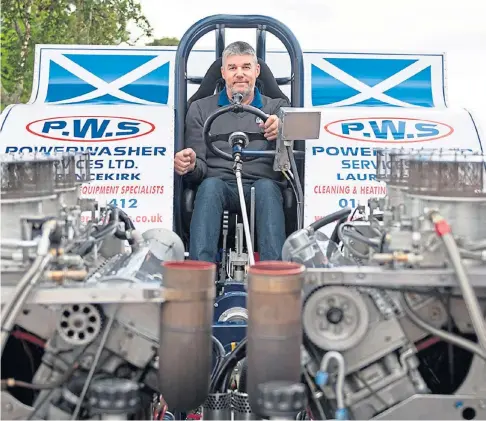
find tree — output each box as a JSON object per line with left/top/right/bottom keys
{"left": 1, "top": 0, "right": 153, "bottom": 110}
{"left": 147, "top": 37, "right": 180, "bottom": 47}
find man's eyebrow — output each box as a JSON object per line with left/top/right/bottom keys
{"left": 227, "top": 62, "right": 252, "bottom": 67}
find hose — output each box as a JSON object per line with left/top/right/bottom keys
{"left": 235, "top": 169, "right": 255, "bottom": 266}
{"left": 429, "top": 211, "right": 486, "bottom": 352}
{"left": 308, "top": 208, "right": 352, "bottom": 233}
{"left": 210, "top": 338, "right": 247, "bottom": 393}
{"left": 0, "top": 253, "right": 52, "bottom": 358}
{"left": 286, "top": 145, "right": 304, "bottom": 229}
{"left": 401, "top": 293, "right": 486, "bottom": 360}
{"left": 212, "top": 335, "right": 226, "bottom": 360}
{"left": 0, "top": 220, "right": 57, "bottom": 357}
{"left": 318, "top": 351, "right": 346, "bottom": 412}
{"left": 238, "top": 358, "right": 248, "bottom": 393}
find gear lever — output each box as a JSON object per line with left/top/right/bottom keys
{"left": 228, "top": 131, "right": 255, "bottom": 266}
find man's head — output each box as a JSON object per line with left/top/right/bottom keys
{"left": 221, "top": 41, "right": 260, "bottom": 102}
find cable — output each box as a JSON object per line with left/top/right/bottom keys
{"left": 317, "top": 351, "right": 346, "bottom": 412}
{"left": 308, "top": 208, "right": 352, "bottom": 233}
{"left": 282, "top": 170, "right": 302, "bottom": 229}
{"left": 287, "top": 146, "right": 305, "bottom": 230}
{"left": 401, "top": 293, "right": 486, "bottom": 360}
{"left": 212, "top": 335, "right": 226, "bottom": 360}
{"left": 2, "top": 362, "right": 80, "bottom": 390}
{"left": 210, "top": 338, "right": 247, "bottom": 393}
{"left": 429, "top": 211, "right": 486, "bottom": 352}
{"left": 70, "top": 305, "right": 119, "bottom": 420}
{"left": 0, "top": 254, "right": 52, "bottom": 357}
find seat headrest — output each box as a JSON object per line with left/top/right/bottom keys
{"left": 187, "top": 57, "right": 290, "bottom": 108}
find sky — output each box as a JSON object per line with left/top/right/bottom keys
{"left": 130, "top": 0, "right": 486, "bottom": 51}
{"left": 128, "top": 0, "right": 486, "bottom": 128}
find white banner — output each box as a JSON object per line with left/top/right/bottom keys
{"left": 303, "top": 107, "right": 484, "bottom": 233}
{"left": 2, "top": 44, "right": 485, "bottom": 238}
{"left": 0, "top": 104, "right": 174, "bottom": 231}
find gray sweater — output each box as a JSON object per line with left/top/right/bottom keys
{"left": 183, "top": 89, "right": 289, "bottom": 188}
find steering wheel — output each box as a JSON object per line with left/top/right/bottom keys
{"left": 203, "top": 102, "right": 272, "bottom": 162}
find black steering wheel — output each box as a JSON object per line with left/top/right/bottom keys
{"left": 203, "top": 102, "right": 272, "bottom": 162}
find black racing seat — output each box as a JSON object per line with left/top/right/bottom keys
{"left": 181, "top": 57, "right": 297, "bottom": 249}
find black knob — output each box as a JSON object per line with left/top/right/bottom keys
{"left": 88, "top": 378, "right": 141, "bottom": 415}
{"left": 255, "top": 381, "right": 307, "bottom": 418}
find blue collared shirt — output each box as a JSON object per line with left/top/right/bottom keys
{"left": 217, "top": 87, "right": 264, "bottom": 108}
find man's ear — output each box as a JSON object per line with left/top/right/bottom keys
{"left": 255, "top": 63, "right": 261, "bottom": 78}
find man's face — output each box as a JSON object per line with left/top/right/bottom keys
{"left": 221, "top": 54, "right": 260, "bottom": 98}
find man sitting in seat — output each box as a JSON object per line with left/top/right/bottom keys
{"left": 174, "top": 41, "right": 289, "bottom": 263}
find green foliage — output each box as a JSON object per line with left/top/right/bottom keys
{"left": 147, "top": 37, "right": 180, "bottom": 46}
{"left": 1, "top": 0, "right": 153, "bottom": 111}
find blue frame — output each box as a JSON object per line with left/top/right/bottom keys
{"left": 173, "top": 14, "right": 305, "bottom": 236}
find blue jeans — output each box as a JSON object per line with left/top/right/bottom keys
{"left": 189, "top": 177, "right": 287, "bottom": 263}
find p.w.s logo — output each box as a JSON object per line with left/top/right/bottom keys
{"left": 26, "top": 116, "right": 155, "bottom": 142}
{"left": 325, "top": 117, "right": 454, "bottom": 143}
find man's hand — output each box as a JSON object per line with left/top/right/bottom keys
{"left": 174, "top": 148, "right": 196, "bottom": 175}
{"left": 259, "top": 114, "right": 280, "bottom": 141}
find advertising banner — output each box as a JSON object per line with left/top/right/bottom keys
{"left": 303, "top": 107, "right": 483, "bottom": 232}
{"left": 0, "top": 104, "right": 174, "bottom": 231}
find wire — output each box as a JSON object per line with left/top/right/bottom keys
{"left": 302, "top": 368, "right": 326, "bottom": 421}
{"left": 1, "top": 253, "right": 52, "bottom": 357}
{"left": 282, "top": 170, "right": 302, "bottom": 228}
{"left": 429, "top": 211, "right": 486, "bottom": 352}
{"left": 2, "top": 362, "right": 80, "bottom": 390}
{"left": 287, "top": 146, "right": 305, "bottom": 230}
{"left": 70, "top": 305, "right": 119, "bottom": 420}
{"left": 401, "top": 293, "right": 486, "bottom": 360}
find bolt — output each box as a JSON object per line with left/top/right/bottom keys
{"left": 429, "top": 306, "right": 441, "bottom": 321}
{"left": 214, "top": 303, "right": 218, "bottom": 307}
{"left": 5, "top": 403, "right": 13, "bottom": 411}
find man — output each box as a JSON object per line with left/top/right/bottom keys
{"left": 174, "top": 41, "right": 289, "bottom": 263}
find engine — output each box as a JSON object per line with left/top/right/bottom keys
{"left": 283, "top": 148, "right": 486, "bottom": 420}
{"left": 0, "top": 152, "right": 190, "bottom": 420}
{"left": 1, "top": 148, "right": 485, "bottom": 421}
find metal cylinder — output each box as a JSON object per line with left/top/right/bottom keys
{"left": 202, "top": 392, "right": 231, "bottom": 420}
{"left": 246, "top": 261, "right": 305, "bottom": 415}
{"left": 232, "top": 391, "right": 257, "bottom": 420}
{"left": 158, "top": 260, "right": 215, "bottom": 411}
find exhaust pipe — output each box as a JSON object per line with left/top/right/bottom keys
{"left": 158, "top": 260, "right": 216, "bottom": 411}
{"left": 246, "top": 261, "right": 305, "bottom": 416}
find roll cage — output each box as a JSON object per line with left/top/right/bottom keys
{"left": 173, "top": 14, "right": 305, "bottom": 237}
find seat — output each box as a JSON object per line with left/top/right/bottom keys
{"left": 181, "top": 57, "right": 297, "bottom": 251}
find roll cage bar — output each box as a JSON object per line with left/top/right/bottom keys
{"left": 173, "top": 14, "right": 305, "bottom": 236}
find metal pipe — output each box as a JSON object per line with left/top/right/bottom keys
{"left": 203, "top": 392, "right": 231, "bottom": 420}
{"left": 235, "top": 170, "right": 255, "bottom": 266}
{"left": 320, "top": 351, "right": 346, "bottom": 410}
{"left": 158, "top": 260, "right": 216, "bottom": 411}
{"left": 250, "top": 186, "right": 255, "bottom": 250}
{"left": 246, "top": 261, "right": 305, "bottom": 416}
{"left": 1, "top": 239, "right": 39, "bottom": 248}
{"left": 0, "top": 254, "right": 51, "bottom": 356}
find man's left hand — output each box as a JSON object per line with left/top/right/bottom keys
{"left": 260, "top": 114, "right": 280, "bottom": 141}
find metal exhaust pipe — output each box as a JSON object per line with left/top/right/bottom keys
{"left": 232, "top": 390, "right": 257, "bottom": 420}
{"left": 158, "top": 260, "right": 216, "bottom": 411}
{"left": 246, "top": 261, "right": 305, "bottom": 416}
{"left": 202, "top": 392, "right": 232, "bottom": 420}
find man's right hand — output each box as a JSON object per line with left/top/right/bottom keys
{"left": 174, "top": 148, "right": 196, "bottom": 175}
